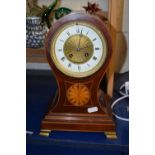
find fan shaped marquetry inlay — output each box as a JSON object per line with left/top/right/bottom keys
{"left": 66, "top": 84, "right": 90, "bottom": 106}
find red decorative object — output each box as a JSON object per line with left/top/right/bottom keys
{"left": 83, "top": 2, "right": 101, "bottom": 14}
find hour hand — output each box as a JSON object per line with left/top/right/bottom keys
{"left": 77, "top": 30, "right": 83, "bottom": 49}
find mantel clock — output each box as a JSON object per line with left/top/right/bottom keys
{"left": 40, "top": 12, "right": 116, "bottom": 139}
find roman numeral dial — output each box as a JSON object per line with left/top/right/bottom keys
{"left": 51, "top": 21, "right": 107, "bottom": 78}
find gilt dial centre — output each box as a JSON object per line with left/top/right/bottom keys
{"left": 64, "top": 34, "right": 93, "bottom": 64}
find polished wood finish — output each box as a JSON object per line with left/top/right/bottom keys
{"left": 108, "top": 0, "right": 127, "bottom": 74}
{"left": 107, "top": 0, "right": 125, "bottom": 96}
{"left": 26, "top": 48, "right": 47, "bottom": 63}
{"left": 42, "top": 90, "right": 115, "bottom": 132}
{"left": 41, "top": 12, "right": 116, "bottom": 135}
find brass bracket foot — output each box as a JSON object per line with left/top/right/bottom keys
{"left": 104, "top": 132, "right": 117, "bottom": 139}
{"left": 39, "top": 129, "right": 51, "bottom": 137}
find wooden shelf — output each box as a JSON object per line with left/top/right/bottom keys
{"left": 26, "top": 48, "right": 48, "bottom": 63}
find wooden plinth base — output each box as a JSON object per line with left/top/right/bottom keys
{"left": 40, "top": 90, "right": 116, "bottom": 139}
{"left": 41, "top": 112, "right": 116, "bottom": 139}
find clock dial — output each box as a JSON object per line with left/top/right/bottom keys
{"left": 50, "top": 21, "right": 107, "bottom": 78}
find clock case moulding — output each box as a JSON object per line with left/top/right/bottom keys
{"left": 40, "top": 12, "right": 116, "bottom": 139}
